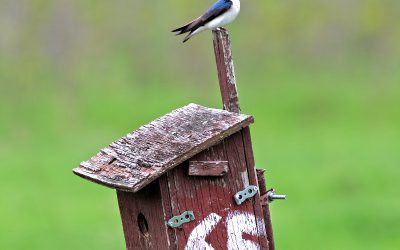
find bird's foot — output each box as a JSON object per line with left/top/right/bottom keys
{"left": 216, "top": 27, "right": 227, "bottom": 32}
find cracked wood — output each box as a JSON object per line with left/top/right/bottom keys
{"left": 213, "top": 28, "right": 240, "bottom": 113}
{"left": 73, "top": 103, "right": 253, "bottom": 192}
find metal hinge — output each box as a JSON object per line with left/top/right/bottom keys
{"left": 234, "top": 185, "right": 259, "bottom": 205}
{"left": 167, "top": 211, "right": 195, "bottom": 228}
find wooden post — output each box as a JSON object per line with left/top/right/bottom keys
{"left": 212, "top": 28, "right": 240, "bottom": 113}
{"left": 213, "top": 28, "right": 275, "bottom": 250}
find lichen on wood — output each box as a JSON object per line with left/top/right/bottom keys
{"left": 73, "top": 103, "right": 253, "bottom": 192}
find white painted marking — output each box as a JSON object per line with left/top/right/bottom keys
{"left": 226, "top": 211, "right": 260, "bottom": 250}
{"left": 185, "top": 211, "right": 263, "bottom": 250}
{"left": 257, "top": 218, "right": 267, "bottom": 237}
{"left": 185, "top": 213, "right": 222, "bottom": 250}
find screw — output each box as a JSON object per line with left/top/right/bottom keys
{"left": 267, "top": 190, "right": 287, "bottom": 202}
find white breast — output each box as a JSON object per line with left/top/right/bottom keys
{"left": 205, "top": 0, "right": 241, "bottom": 30}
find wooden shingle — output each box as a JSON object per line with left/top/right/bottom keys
{"left": 73, "top": 103, "right": 253, "bottom": 192}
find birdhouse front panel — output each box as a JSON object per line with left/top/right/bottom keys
{"left": 166, "top": 130, "right": 268, "bottom": 249}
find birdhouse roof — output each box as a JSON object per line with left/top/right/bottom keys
{"left": 73, "top": 103, "right": 253, "bottom": 192}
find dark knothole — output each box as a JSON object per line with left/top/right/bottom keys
{"left": 137, "top": 212, "right": 149, "bottom": 236}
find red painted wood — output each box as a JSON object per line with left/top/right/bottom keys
{"left": 117, "top": 180, "right": 172, "bottom": 250}
{"left": 188, "top": 161, "right": 229, "bottom": 176}
{"left": 167, "top": 132, "right": 268, "bottom": 249}
{"left": 257, "top": 169, "right": 275, "bottom": 250}
{"left": 158, "top": 175, "right": 178, "bottom": 249}
{"left": 241, "top": 127, "right": 270, "bottom": 249}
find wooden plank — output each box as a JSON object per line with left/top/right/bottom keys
{"left": 213, "top": 28, "right": 240, "bottom": 113}
{"left": 188, "top": 161, "right": 229, "bottom": 177}
{"left": 158, "top": 174, "right": 178, "bottom": 249}
{"left": 73, "top": 103, "right": 253, "bottom": 192}
{"left": 257, "top": 169, "right": 275, "bottom": 250}
{"left": 167, "top": 132, "right": 268, "bottom": 249}
{"left": 117, "top": 180, "right": 171, "bottom": 250}
{"left": 242, "top": 127, "right": 270, "bottom": 249}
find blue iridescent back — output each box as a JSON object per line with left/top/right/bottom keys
{"left": 206, "top": 0, "right": 232, "bottom": 14}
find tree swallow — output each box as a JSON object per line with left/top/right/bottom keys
{"left": 172, "top": 0, "right": 240, "bottom": 43}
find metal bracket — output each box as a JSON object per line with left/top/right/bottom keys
{"left": 260, "top": 189, "right": 286, "bottom": 205}
{"left": 234, "top": 185, "right": 259, "bottom": 205}
{"left": 167, "top": 211, "right": 195, "bottom": 228}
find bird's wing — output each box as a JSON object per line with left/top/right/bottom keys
{"left": 173, "top": 0, "right": 232, "bottom": 34}
{"left": 189, "top": 0, "right": 232, "bottom": 30}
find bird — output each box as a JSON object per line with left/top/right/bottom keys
{"left": 172, "top": 0, "right": 240, "bottom": 43}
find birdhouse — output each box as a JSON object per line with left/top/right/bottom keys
{"left": 73, "top": 29, "right": 283, "bottom": 250}
{"left": 74, "top": 103, "right": 268, "bottom": 249}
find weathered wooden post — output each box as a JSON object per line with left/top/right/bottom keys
{"left": 73, "top": 28, "right": 284, "bottom": 249}
{"left": 212, "top": 28, "right": 280, "bottom": 250}
{"left": 212, "top": 28, "right": 240, "bottom": 113}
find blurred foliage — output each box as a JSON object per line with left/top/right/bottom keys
{"left": 0, "top": 0, "right": 399, "bottom": 249}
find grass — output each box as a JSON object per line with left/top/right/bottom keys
{"left": 0, "top": 54, "right": 399, "bottom": 249}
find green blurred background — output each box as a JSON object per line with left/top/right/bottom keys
{"left": 1, "top": 0, "right": 399, "bottom": 249}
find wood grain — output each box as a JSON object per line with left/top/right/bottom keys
{"left": 167, "top": 132, "right": 268, "bottom": 249}
{"left": 117, "top": 180, "right": 171, "bottom": 250}
{"left": 257, "top": 169, "right": 275, "bottom": 250}
{"left": 188, "top": 161, "right": 229, "bottom": 177}
{"left": 73, "top": 103, "right": 253, "bottom": 192}
{"left": 213, "top": 28, "right": 240, "bottom": 113}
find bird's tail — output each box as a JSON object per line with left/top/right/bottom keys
{"left": 172, "top": 18, "right": 201, "bottom": 43}
{"left": 182, "top": 32, "right": 194, "bottom": 43}
{"left": 172, "top": 22, "right": 192, "bottom": 35}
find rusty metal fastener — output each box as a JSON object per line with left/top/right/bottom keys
{"left": 268, "top": 189, "right": 286, "bottom": 202}
{"left": 260, "top": 189, "right": 286, "bottom": 205}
